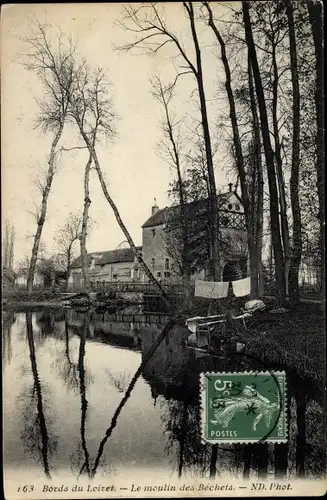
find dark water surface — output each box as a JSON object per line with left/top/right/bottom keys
{"left": 2, "top": 308, "right": 324, "bottom": 481}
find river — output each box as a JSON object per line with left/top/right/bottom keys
{"left": 2, "top": 308, "right": 325, "bottom": 483}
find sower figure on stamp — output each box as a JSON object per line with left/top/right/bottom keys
{"left": 211, "top": 385, "right": 278, "bottom": 431}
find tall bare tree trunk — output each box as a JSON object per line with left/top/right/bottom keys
{"left": 76, "top": 126, "right": 175, "bottom": 312}
{"left": 248, "top": 54, "right": 264, "bottom": 297}
{"left": 80, "top": 154, "right": 92, "bottom": 292}
{"left": 160, "top": 85, "right": 190, "bottom": 279}
{"left": 66, "top": 244, "right": 72, "bottom": 293}
{"left": 205, "top": 3, "right": 258, "bottom": 296}
{"left": 176, "top": 177, "right": 191, "bottom": 280}
{"left": 285, "top": 0, "right": 302, "bottom": 306}
{"left": 120, "top": 3, "right": 220, "bottom": 280}
{"left": 242, "top": 1, "right": 286, "bottom": 306}
{"left": 2, "top": 219, "right": 11, "bottom": 269}
{"left": 9, "top": 224, "right": 15, "bottom": 269}
{"left": 27, "top": 124, "right": 64, "bottom": 293}
{"left": 184, "top": 2, "right": 220, "bottom": 281}
{"left": 3, "top": 220, "right": 15, "bottom": 270}
{"left": 307, "top": 0, "right": 325, "bottom": 300}
{"left": 272, "top": 44, "right": 290, "bottom": 294}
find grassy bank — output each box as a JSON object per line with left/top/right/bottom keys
{"left": 2, "top": 289, "right": 67, "bottom": 310}
{"left": 242, "top": 300, "right": 325, "bottom": 387}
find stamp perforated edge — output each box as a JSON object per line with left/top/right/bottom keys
{"left": 199, "top": 371, "right": 288, "bottom": 445}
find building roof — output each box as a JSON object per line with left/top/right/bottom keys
{"left": 142, "top": 191, "right": 242, "bottom": 228}
{"left": 71, "top": 246, "right": 142, "bottom": 269}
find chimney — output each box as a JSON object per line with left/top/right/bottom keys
{"left": 151, "top": 197, "right": 159, "bottom": 216}
{"left": 228, "top": 182, "right": 233, "bottom": 193}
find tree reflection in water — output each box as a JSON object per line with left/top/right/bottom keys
{"left": 178, "top": 400, "right": 189, "bottom": 477}
{"left": 153, "top": 344, "right": 277, "bottom": 480}
{"left": 59, "top": 312, "right": 93, "bottom": 478}
{"left": 46, "top": 315, "right": 80, "bottom": 394}
{"left": 61, "top": 319, "right": 79, "bottom": 393}
{"left": 89, "top": 318, "right": 176, "bottom": 478}
{"left": 161, "top": 397, "right": 212, "bottom": 477}
{"left": 24, "top": 311, "right": 54, "bottom": 479}
{"left": 5, "top": 309, "right": 323, "bottom": 481}
{"left": 77, "top": 313, "right": 91, "bottom": 477}
{"left": 156, "top": 359, "right": 221, "bottom": 479}
{"left": 2, "top": 311, "right": 16, "bottom": 365}
{"left": 111, "top": 370, "right": 133, "bottom": 393}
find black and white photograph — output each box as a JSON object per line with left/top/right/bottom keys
{"left": 1, "top": 2, "right": 325, "bottom": 498}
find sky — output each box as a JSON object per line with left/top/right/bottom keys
{"left": 1, "top": 2, "right": 236, "bottom": 267}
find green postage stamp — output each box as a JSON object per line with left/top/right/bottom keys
{"left": 200, "top": 371, "right": 287, "bottom": 444}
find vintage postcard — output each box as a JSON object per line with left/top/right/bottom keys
{"left": 1, "top": 2, "right": 325, "bottom": 499}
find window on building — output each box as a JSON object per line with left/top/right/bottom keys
{"left": 152, "top": 229, "right": 156, "bottom": 238}
{"left": 113, "top": 274, "right": 118, "bottom": 281}
{"left": 220, "top": 214, "right": 230, "bottom": 227}
{"left": 165, "top": 258, "right": 170, "bottom": 270}
{"left": 164, "top": 271, "right": 171, "bottom": 279}
{"left": 235, "top": 204, "right": 240, "bottom": 211}
{"left": 227, "top": 203, "right": 233, "bottom": 210}
{"left": 151, "top": 257, "right": 155, "bottom": 269}
{"left": 157, "top": 272, "right": 161, "bottom": 278}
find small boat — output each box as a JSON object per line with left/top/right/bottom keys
{"left": 185, "top": 300, "right": 266, "bottom": 356}
{"left": 185, "top": 314, "right": 226, "bottom": 333}
{"left": 186, "top": 317, "right": 248, "bottom": 356}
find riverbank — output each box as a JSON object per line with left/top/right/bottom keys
{"left": 3, "top": 288, "right": 323, "bottom": 312}
{"left": 3, "top": 290, "right": 66, "bottom": 308}
{"left": 2, "top": 290, "right": 139, "bottom": 312}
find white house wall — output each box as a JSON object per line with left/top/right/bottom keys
{"left": 142, "top": 224, "right": 175, "bottom": 282}
{"left": 142, "top": 196, "right": 247, "bottom": 283}
{"left": 220, "top": 193, "right": 244, "bottom": 213}
{"left": 71, "top": 261, "right": 145, "bottom": 284}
